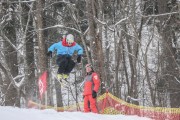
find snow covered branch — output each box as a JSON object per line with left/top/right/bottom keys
{"left": 174, "top": 77, "right": 180, "bottom": 84}
{"left": 114, "top": 17, "right": 129, "bottom": 27}
{"left": 142, "top": 11, "right": 179, "bottom": 18}
{"left": 94, "top": 16, "right": 129, "bottom": 31}
{"left": 94, "top": 16, "right": 114, "bottom": 32}
{"left": 126, "top": 96, "right": 145, "bottom": 102}
{"left": 38, "top": 25, "right": 82, "bottom": 35}
{"left": 1, "top": 0, "right": 36, "bottom": 3}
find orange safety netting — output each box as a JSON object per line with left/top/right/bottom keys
{"left": 28, "top": 92, "right": 180, "bottom": 120}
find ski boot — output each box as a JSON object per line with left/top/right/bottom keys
{"left": 57, "top": 74, "right": 69, "bottom": 87}
{"left": 57, "top": 74, "right": 65, "bottom": 86}
{"left": 57, "top": 74, "right": 63, "bottom": 82}
{"left": 63, "top": 74, "right": 69, "bottom": 80}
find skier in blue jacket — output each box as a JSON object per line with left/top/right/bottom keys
{"left": 47, "top": 34, "right": 83, "bottom": 80}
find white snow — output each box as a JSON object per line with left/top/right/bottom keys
{"left": 0, "top": 106, "right": 152, "bottom": 120}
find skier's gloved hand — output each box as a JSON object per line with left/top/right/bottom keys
{"left": 92, "top": 90, "right": 97, "bottom": 98}
{"left": 77, "top": 55, "right": 81, "bottom": 63}
{"left": 47, "top": 51, "right": 52, "bottom": 58}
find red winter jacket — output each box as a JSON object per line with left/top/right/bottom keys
{"left": 83, "top": 72, "right": 100, "bottom": 96}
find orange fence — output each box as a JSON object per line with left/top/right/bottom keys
{"left": 28, "top": 92, "right": 180, "bottom": 120}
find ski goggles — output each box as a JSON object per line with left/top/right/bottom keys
{"left": 85, "top": 64, "right": 93, "bottom": 68}
{"left": 67, "top": 39, "right": 74, "bottom": 45}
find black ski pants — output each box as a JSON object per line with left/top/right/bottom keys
{"left": 56, "top": 54, "right": 76, "bottom": 75}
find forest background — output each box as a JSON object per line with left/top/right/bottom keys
{"left": 0, "top": 0, "right": 180, "bottom": 109}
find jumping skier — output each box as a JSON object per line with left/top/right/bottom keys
{"left": 47, "top": 34, "right": 83, "bottom": 80}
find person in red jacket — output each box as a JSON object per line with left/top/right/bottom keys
{"left": 83, "top": 63, "right": 100, "bottom": 113}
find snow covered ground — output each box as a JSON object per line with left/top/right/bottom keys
{"left": 0, "top": 106, "right": 152, "bottom": 120}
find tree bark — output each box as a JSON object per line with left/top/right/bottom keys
{"left": 157, "top": 0, "right": 180, "bottom": 108}
{"left": 35, "top": 0, "right": 47, "bottom": 104}
{"left": 36, "top": 0, "right": 47, "bottom": 74}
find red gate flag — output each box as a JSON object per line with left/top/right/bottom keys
{"left": 38, "top": 71, "right": 47, "bottom": 100}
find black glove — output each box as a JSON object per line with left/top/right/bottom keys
{"left": 92, "top": 90, "right": 97, "bottom": 98}
{"left": 47, "top": 51, "right": 52, "bottom": 58}
{"left": 77, "top": 55, "right": 81, "bottom": 63}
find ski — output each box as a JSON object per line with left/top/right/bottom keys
{"left": 56, "top": 78, "right": 70, "bottom": 88}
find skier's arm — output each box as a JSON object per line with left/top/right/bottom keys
{"left": 75, "top": 44, "right": 83, "bottom": 55}
{"left": 48, "top": 43, "right": 58, "bottom": 52}
{"left": 92, "top": 73, "right": 100, "bottom": 92}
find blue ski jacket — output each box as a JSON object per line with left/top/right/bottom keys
{"left": 48, "top": 41, "right": 83, "bottom": 56}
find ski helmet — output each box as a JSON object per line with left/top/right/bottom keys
{"left": 66, "top": 34, "right": 74, "bottom": 44}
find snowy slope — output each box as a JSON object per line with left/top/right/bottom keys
{"left": 0, "top": 106, "right": 152, "bottom": 120}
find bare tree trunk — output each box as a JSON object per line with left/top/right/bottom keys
{"left": 94, "top": 0, "right": 106, "bottom": 94}
{"left": 22, "top": 3, "right": 36, "bottom": 103}
{"left": 36, "top": 0, "right": 47, "bottom": 74}
{"left": 86, "top": 0, "right": 106, "bottom": 94}
{"left": 0, "top": 2, "right": 19, "bottom": 106}
{"left": 35, "top": 0, "right": 47, "bottom": 104}
{"left": 125, "top": 0, "right": 144, "bottom": 105}
{"left": 104, "top": 26, "right": 111, "bottom": 91}
{"left": 86, "top": 0, "right": 95, "bottom": 65}
{"left": 157, "top": 0, "right": 180, "bottom": 108}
